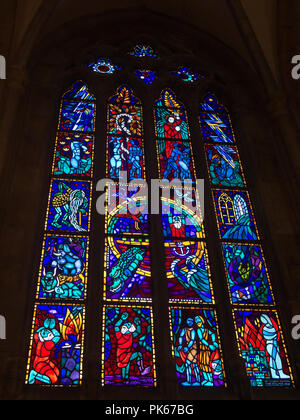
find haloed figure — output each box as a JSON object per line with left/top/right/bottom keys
{"left": 177, "top": 318, "right": 201, "bottom": 386}
{"left": 115, "top": 312, "right": 150, "bottom": 384}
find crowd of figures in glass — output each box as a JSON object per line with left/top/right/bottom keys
{"left": 234, "top": 311, "right": 292, "bottom": 387}
{"left": 170, "top": 308, "right": 225, "bottom": 387}
{"left": 27, "top": 81, "right": 95, "bottom": 387}
{"left": 107, "top": 86, "right": 145, "bottom": 181}
{"left": 103, "top": 307, "right": 156, "bottom": 386}
{"left": 26, "top": 305, "right": 84, "bottom": 386}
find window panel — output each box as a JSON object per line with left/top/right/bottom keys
{"left": 212, "top": 189, "right": 259, "bottom": 241}
{"left": 26, "top": 304, "right": 85, "bottom": 386}
{"left": 222, "top": 243, "right": 274, "bottom": 305}
{"left": 169, "top": 307, "right": 226, "bottom": 387}
{"left": 107, "top": 136, "right": 145, "bottom": 181}
{"left": 52, "top": 133, "right": 94, "bottom": 178}
{"left": 45, "top": 179, "right": 92, "bottom": 233}
{"left": 37, "top": 234, "right": 89, "bottom": 301}
{"left": 27, "top": 81, "right": 95, "bottom": 387}
{"left": 105, "top": 184, "right": 149, "bottom": 237}
{"left": 102, "top": 305, "right": 157, "bottom": 386}
{"left": 59, "top": 101, "right": 95, "bottom": 133}
{"left": 204, "top": 144, "right": 246, "bottom": 188}
{"left": 199, "top": 93, "right": 293, "bottom": 387}
{"left": 102, "top": 86, "right": 156, "bottom": 386}
{"left": 164, "top": 240, "right": 214, "bottom": 304}
{"left": 104, "top": 236, "right": 152, "bottom": 302}
{"left": 233, "top": 309, "right": 294, "bottom": 387}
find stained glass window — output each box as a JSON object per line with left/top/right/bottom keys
{"left": 154, "top": 89, "right": 226, "bottom": 387}
{"left": 135, "top": 70, "right": 157, "bottom": 85}
{"left": 199, "top": 94, "right": 294, "bottom": 387}
{"left": 102, "top": 86, "right": 157, "bottom": 386}
{"left": 199, "top": 94, "right": 235, "bottom": 143}
{"left": 26, "top": 81, "right": 95, "bottom": 386}
{"left": 88, "top": 58, "right": 120, "bottom": 74}
{"left": 171, "top": 66, "right": 203, "bottom": 83}
{"left": 170, "top": 307, "right": 225, "bottom": 387}
{"left": 129, "top": 44, "right": 158, "bottom": 58}
{"left": 102, "top": 306, "right": 156, "bottom": 386}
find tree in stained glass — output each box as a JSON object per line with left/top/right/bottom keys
{"left": 53, "top": 133, "right": 94, "bottom": 177}
{"left": 170, "top": 307, "right": 226, "bottom": 387}
{"left": 104, "top": 236, "right": 152, "bottom": 302}
{"left": 129, "top": 44, "right": 158, "bottom": 58}
{"left": 213, "top": 189, "right": 259, "bottom": 241}
{"left": 46, "top": 179, "right": 92, "bottom": 232}
{"left": 102, "top": 306, "right": 156, "bottom": 386}
{"left": 171, "top": 66, "right": 203, "bottom": 83}
{"left": 199, "top": 94, "right": 235, "bottom": 144}
{"left": 37, "top": 235, "right": 88, "bottom": 300}
{"left": 164, "top": 240, "right": 213, "bottom": 303}
{"left": 88, "top": 58, "right": 120, "bottom": 74}
{"left": 222, "top": 243, "right": 274, "bottom": 305}
{"left": 205, "top": 144, "right": 245, "bottom": 188}
{"left": 234, "top": 310, "right": 293, "bottom": 387}
{"left": 26, "top": 304, "right": 85, "bottom": 386}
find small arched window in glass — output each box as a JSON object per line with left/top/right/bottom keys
{"left": 171, "top": 66, "right": 203, "bottom": 83}
{"left": 154, "top": 88, "right": 226, "bottom": 388}
{"left": 26, "top": 81, "right": 95, "bottom": 387}
{"left": 102, "top": 85, "right": 157, "bottom": 387}
{"left": 88, "top": 58, "right": 121, "bottom": 74}
{"left": 199, "top": 93, "right": 294, "bottom": 386}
